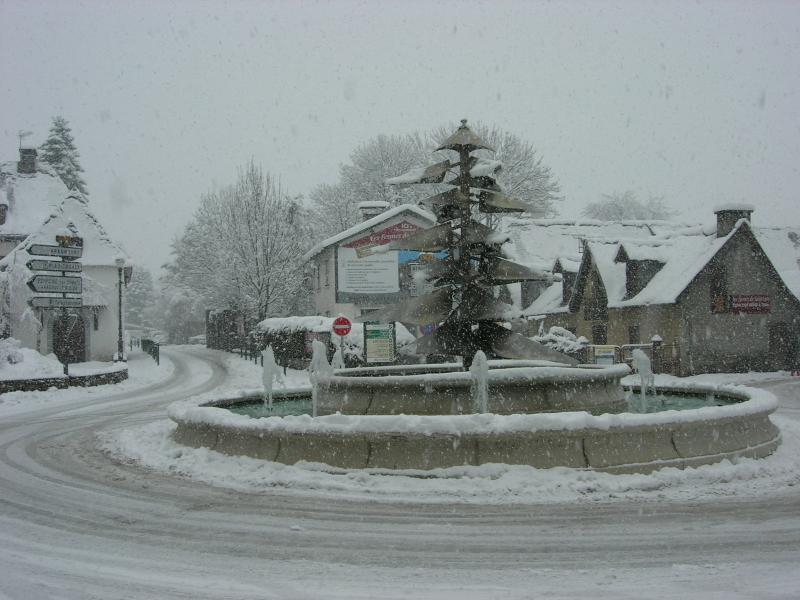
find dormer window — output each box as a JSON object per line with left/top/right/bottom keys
{"left": 625, "top": 259, "right": 664, "bottom": 298}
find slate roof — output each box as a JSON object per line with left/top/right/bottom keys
{"left": 514, "top": 216, "right": 800, "bottom": 316}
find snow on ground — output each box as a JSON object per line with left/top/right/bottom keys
{"left": 0, "top": 337, "right": 128, "bottom": 381}
{"left": 0, "top": 338, "right": 63, "bottom": 380}
{"left": 102, "top": 415, "right": 800, "bottom": 506}
{"left": 101, "top": 355, "right": 800, "bottom": 507}
{"left": 0, "top": 350, "right": 174, "bottom": 416}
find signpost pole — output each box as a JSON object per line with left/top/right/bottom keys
{"left": 331, "top": 316, "right": 352, "bottom": 366}
{"left": 27, "top": 236, "right": 83, "bottom": 378}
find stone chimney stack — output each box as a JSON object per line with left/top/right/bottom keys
{"left": 358, "top": 201, "right": 390, "bottom": 222}
{"left": 714, "top": 204, "right": 754, "bottom": 237}
{"left": 17, "top": 148, "right": 37, "bottom": 174}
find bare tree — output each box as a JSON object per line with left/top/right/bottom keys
{"left": 164, "top": 162, "right": 309, "bottom": 322}
{"left": 307, "top": 124, "right": 562, "bottom": 241}
{"left": 582, "top": 190, "right": 676, "bottom": 221}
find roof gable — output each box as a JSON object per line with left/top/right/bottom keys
{"left": 11, "top": 193, "right": 128, "bottom": 267}
{"left": 568, "top": 242, "right": 626, "bottom": 313}
{"left": 0, "top": 161, "right": 76, "bottom": 238}
{"left": 302, "top": 203, "right": 435, "bottom": 262}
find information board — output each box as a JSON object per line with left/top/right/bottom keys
{"left": 336, "top": 220, "right": 423, "bottom": 295}
{"left": 364, "top": 322, "right": 396, "bottom": 363}
{"left": 337, "top": 248, "right": 399, "bottom": 294}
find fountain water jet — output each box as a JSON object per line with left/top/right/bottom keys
{"left": 261, "top": 346, "right": 283, "bottom": 411}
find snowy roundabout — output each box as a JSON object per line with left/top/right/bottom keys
{"left": 4, "top": 346, "right": 800, "bottom": 598}
{"left": 166, "top": 356, "right": 780, "bottom": 475}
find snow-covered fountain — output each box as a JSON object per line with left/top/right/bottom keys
{"left": 169, "top": 121, "right": 781, "bottom": 474}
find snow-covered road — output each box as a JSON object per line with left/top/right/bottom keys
{"left": 1, "top": 347, "right": 799, "bottom": 599}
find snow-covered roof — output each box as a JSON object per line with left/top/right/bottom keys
{"left": 497, "top": 216, "right": 698, "bottom": 275}
{"left": 254, "top": 315, "right": 417, "bottom": 357}
{"left": 713, "top": 203, "right": 755, "bottom": 213}
{"left": 357, "top": 201, "right": 390, "bottom": 209}
{"left": 553, "top": 257, "right": 580, "bottom": 273}
{"left": 0, "top": 160, "right": 74, "bottom": 238}
{"left": 303, "top": 203, "right": 435, "bottom": 261}
{"left": 587, "top": 241, "right": 627, "bottom": 306}
{"left": 14, "top": 194, "right": 129, "bottom": 267}
{"left": 751, "top": 226, "right": 800, "bottom": 300}
{"left": 517, "top": 214, "right": 800, "bottom": 315}
{"left": 614, "top": 242, "right": 670, "bottom": 263}
{"left": 522, "top": 280, "right": 567, "bottom": 316}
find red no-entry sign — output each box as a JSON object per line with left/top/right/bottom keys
{"left": 332, "top": 316, "right": 352, "bottom": 337}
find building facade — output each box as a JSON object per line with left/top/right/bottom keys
{"left": 526, "top": 207, "right": 800, "bottom": 375}
{"left": 303, "top": 203, "right": 438, "bottom": 320}
{"left": 0, "top": 149, "right": 130, "bottom": 362}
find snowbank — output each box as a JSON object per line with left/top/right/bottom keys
{"left": 0, "top": 338, "right": 64, "bottom": 381}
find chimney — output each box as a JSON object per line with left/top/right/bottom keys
{"left": 358, "top": 201, "right": 390, "bottom": 222}
{"left": 714, "top": 204, "right": 753, "bottom": 237}
{"left": 17, "top": 148, "right": 37, "bottom": 174}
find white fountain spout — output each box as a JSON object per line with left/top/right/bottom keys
{"left": 309, "top": 340, "right": 333, "bottom": 418}
{"left": 331, "top": 346, "right": 346, "bottom": 370}
{"left": 469, "top": 350, "right": 490, "bottom": 414}
{"left": 262, "top": 345, "right": 285, "bottom": 411}
{"left": 631, "top": 348, "right": 654, "bottom": 407}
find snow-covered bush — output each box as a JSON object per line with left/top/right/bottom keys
{"left": 0, "top": 337, "right": 24, "bottom": 366}
{"left": 250, "top": 316, "right": 416, "bottom": 367}
{"left": 531, "top": 326, "right": 588, "bottom": 355}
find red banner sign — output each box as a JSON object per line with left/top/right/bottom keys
{"left": 343, "top": 221, "right": 421, "bottom": 249}
{"left": 730, "top": 294, "right": 771, "bottom": 314}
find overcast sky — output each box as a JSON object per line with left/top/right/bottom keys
{"left": 2, "top": 0, "right": 798, "bottom": 273}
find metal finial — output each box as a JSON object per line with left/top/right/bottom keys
{"left": 460, "top": 119, "right": 468, "bottom": 127}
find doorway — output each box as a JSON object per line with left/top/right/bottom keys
{"left": 53, "top": 312, "right": 86, "bottom": 364}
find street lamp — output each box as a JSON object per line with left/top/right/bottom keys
{"left": 115, "top": 257, "right": 126, "bottom": 362}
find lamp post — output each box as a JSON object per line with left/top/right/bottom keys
{"left": 115, "top": 257, "right": 125, "bottom": 362}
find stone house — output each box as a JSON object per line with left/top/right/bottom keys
{"left": 0, "top": 148, "right": 130, "bottom": 362}
{"left": 526, "top": 206, "right": 800, "bottom": 375}
{"left": 303, "top": 202, "right": 436, "bottom": 321}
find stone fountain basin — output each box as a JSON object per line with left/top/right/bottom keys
{"left": 316, "top": 361, "right": 631, "bottom": 416}
{"left": 168, "top": 383, "right": 781, "bottom": 474}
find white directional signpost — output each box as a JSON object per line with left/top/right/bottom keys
{"left": 29, "top": 297, "right": 83, "bottom": 309}
{"left": 27, "top": 244, "right": 83, "bottom": 259}
{"left": 27, "top": 274, "right": 83, "bottom": 294}
{"left": 27, "top": 236, "right": 84, "bottom": 376}
{"left": 26, "top": 259, "right": 82, "bottom": 273}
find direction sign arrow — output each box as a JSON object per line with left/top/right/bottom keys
{"left": 27, "top": 244, "right": 83, "bottom": 260}
{"left": 29, "top": 297, "right": 83, "bottom": 309}
{"left": 27, "top": 275, "right": 82, "bottom": 294}
{"left": 26, "top": 259, "right": 83, "bottom": 273}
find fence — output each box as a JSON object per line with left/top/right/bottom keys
{"left": 141, "top": 338, "right": 160, "bottom": 365}
{"left": 583, "top": 340, "right": 680, "bottom": 375}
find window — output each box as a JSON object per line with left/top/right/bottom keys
{"left": 592, "top": 323, "right": 607, "bottom": 345}
{"left": 710, "top": 264, "right": 728, "bottom": 313}
{"left": 628, "top": 325, "right": 640, "bottom": 344}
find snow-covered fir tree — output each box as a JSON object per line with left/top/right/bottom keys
{"left": 39, "top": 116, "right": 89, "bottom": 197}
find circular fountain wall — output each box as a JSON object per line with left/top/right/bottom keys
{"left": 316, "top": 362, "right": 629, "bottom": 416}
{"left": 168, "top": 364, "right": 781, "bottom": 474}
